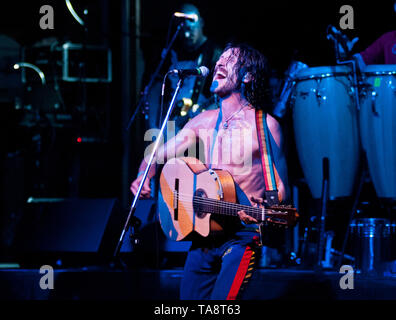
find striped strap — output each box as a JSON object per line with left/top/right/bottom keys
{"left": 255, "top": 110, "right": 279, "bottom": 204}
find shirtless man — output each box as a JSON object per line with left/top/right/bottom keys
{"left": 131, "top": 43, "right": 288, "bottom": 300}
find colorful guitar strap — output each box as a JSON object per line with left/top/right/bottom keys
{"left": 255, "top": 109, "right": 279, "bottom": 206}
{"left": 209, "top": 107, "right": 281, "bottom": 205}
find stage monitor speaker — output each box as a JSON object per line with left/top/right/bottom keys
{"left": 12, "top": 198, "right": 125, "bottom": 263}
{"left": 120, "top": 199, "right": 190, "bottom": 268}
{"left": 129, "top": 199, "right": 191, "bottom": 253}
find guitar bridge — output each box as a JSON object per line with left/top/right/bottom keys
{"left": 173, "top": 179, "right": 179, "bottom": 221}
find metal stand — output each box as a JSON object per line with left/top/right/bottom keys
{"left": 125, "top": 22, "right": 185, "bottom": 131}
{"left": 114, "top": 77, "right": 184, "bottom": 258}
{"left": 329, "top": 30, "right": 369, "bottom": 269}
{"left": 316, "top": 157, "right": 329, "bottom": 269}
{"left": 336, "top": 154, "right": 369, "bottom": 269}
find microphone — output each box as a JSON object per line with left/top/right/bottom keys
{"left": 169, "top": 66, "right": 209, "bottom": 78}
{"left": 173, "top": 12, "right": 198, "bottom": 22}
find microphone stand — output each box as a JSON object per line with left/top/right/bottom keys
{"left": 114, "top": 76, "right": 184, "bottom": 258}
{"left": 316, "top": 158, "right": 329, "bottom": 270}
{"left": 330, "top": 30, "right": 367, "bottom": 269}
{"left": 329, "top": 28, "right": 361, "bottom": 111}
{"left": 125, "top": 21, "right": 185, "bottom": 131}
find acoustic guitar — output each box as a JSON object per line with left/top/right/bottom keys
{"left": 158, "top": 157, "right": 299, "bottom": 241}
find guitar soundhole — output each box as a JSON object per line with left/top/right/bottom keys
{"left": 194, "top": 189, "right": 208, "bottom": 219}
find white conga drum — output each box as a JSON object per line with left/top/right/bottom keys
{"left": 292, "top": 66, "right": 360, "bottom": 199}
{"left": 359, "top": 65, "right": 396, "bottom": 200}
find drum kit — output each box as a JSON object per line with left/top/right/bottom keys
{"left": 286, "top": 62, "right": 396, "bottom": 275}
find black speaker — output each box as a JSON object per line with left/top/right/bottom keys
{"left": 12, "top": 197, "right": 125, "bottom": 266}
{"left": 115, "top": 199, "right": 191, "bottom": 268}
{"left": 130, "top": 199, "right": 191, "bottom": 253}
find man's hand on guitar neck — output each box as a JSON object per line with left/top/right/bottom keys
{"left": 237, "top": 196, "right": 265, "bottom": 224}
{"left": 237, "top": 210, "right": 258, "bottom": 224}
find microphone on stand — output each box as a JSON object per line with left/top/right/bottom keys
{"left": 169, "top": 66, "right": 210, "bottom": 78}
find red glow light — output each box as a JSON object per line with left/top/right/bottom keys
{"left": 77, "top": 137, "right": 82, "bottom": 143}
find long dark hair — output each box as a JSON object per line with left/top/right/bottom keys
{"left": 224, "top": 42, "right": 272, "bottom": 112}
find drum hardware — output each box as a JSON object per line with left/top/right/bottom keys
{"left": 294, "top": 87, "right": 327, "bottom": 102}
{"left": 299, "top": 220, "right": 350, "bottom": 269}
{"left": 273, "top": 60, "right": 308, "bottom": 118}
{"left": 316, "top": 30, "right": 396, "bottom": 271}
{"left": 347, "top": 86, "right": 355, "bottom": 97}
{"left": 327, "top": 23, "right": 362, "bottom": 111}
{"left": 317, "top": 157, "right": 329, "bottom": 270}
{"left": 336, "top": 156, "right": 370, "bottom": 269}
{"left": 350, "top": 218, "right": 393, "bottom": 277}
{"left": 315, "top": 88, "right": 328, "bottom": 106}
{"left": 370, "top": 90, "right": 379, "bottom": 116}
{"left": 296, "top": 90, "right": 309, "bottom": 99}
{"left": 330, "top": 248, "right": 355, "bottom": 263}
{"left": 289, "top": 90, "right": 297, "bottom": 105}
{"left": 322, "top": 231, "right": 334, "bottom": 268}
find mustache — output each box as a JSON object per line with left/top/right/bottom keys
{"left": 214, "top": 66, "right": 227, "bottom": 75}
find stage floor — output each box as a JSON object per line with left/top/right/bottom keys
{"left": 1, "top": 266, "right": 396, "bottom": 300}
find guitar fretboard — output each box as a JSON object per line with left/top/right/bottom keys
{"left": 173, "top": 192, "right": 293, "bottom": 225}
{"left": 189, "top": 195, "right": 265, "bottom": 221}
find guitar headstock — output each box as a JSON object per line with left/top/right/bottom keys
{"left": 265, "top": 205, "right": 299, "bottom": 227}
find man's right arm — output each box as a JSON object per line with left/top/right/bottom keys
{"left": 130, "top": 121, "right": 199, "bottom": 197}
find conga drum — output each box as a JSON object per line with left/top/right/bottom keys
{"left": 292, "top": 66, "right": 360, "bottom": 199}
{"left": 359, "top": 65, "right": 396, "bottom": 200}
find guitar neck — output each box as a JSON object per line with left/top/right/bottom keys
{"left": 193, "top": 196, "right": 265, "bottom": 222}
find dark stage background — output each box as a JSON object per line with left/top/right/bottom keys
{"left": 0, "top": 0, "right": 395, "bottom": 269}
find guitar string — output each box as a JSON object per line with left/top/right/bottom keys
{"left": 172, "top": 192, "right": 286, "bottom": 214}
{"left": 170, "top": 192, "right": 290, "bottom": 220}
{"left": 174, "top": 194, "right": 262, "bottom": 218}
{"left": 176, "top": 197, "right": 262, "bottom": 219}
{"left": 173, "top": 192, "right": 263, "bottom": 212}
{"left": 174, "top": 197, "right": 289, "bottom": 224}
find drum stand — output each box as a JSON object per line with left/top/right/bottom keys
{"left": 336, "top": 154, "right": 370, "bottom": 269}
{"left": 316, "top": 158, "right": 329, "bottom": 269}
{"left": 327, "top": 39, "right": 370, "bottom": 269}
{"left": 315, "top": 37, "right": 367, "bottom": 270}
